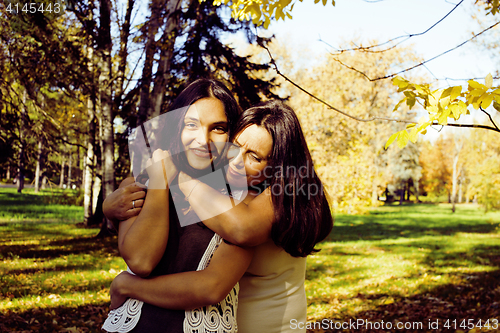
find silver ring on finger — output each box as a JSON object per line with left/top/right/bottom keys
{"left": 132, "top": 200, "right": 136, "bottom": 209}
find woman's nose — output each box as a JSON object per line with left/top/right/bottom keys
{"left": 195, "top": 128, "right": 209, "bottom": 146}
{"left": 232, "top": 150, "right": 244, "bottom": 168}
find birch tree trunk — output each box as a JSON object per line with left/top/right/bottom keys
{"left": 59, "top": 156, "right": 65, "bottom": 188}
{"left": 451, "top": 140, "right": 464, "bottom": 213}
{"left": 150, "top": 0, "right": 186, "bottom": 118}
{"left": 94, "top": 0, "right": 115, "bottom": 235}
{"left": 97, "top": 0, "right": 115, "bottom": 201}
{"left": 83, "top": 11, "right": 96, "bottom": 225}
{"left": 84, "top": 96, "right": 96, "bottom": 225}
{"left": 17, "top": 89, "right": 27, "bottom": 193}
{"left": 34, "top": 140, "right": 43, "bottom": 192}
{"left": 114, "top": 0, "right": 134, "bottom": 111}
{"left": 67, "top": 151, "right": 73, "bottom": 189}
{"left": 137, "top": 0, "right": 165, "bottom": 125}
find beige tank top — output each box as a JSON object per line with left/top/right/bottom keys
{"left": 237, "top": 239, "right": 307, "bottom": 333}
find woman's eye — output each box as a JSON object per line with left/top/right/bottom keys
{"left": 213, "top": 126, "right": 227, "bottom": 134}
{"left": 251, "top": 155, "right": 262, "bottom": 162}
{"left": 184, "top": 122, "right": 197, "bottom": 129}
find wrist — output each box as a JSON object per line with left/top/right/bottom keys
{"left": 115, "top": 272, "right": 134, "bottom": 298}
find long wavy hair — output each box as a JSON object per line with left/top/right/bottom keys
{"left": 233, "top": 100, "right": 333, "bottom": 257}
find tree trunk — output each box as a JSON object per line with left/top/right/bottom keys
{"left": 84, "top": 24, "right": 96, "bottom": 225}
{"left": 405, "top": 180, "right": 410, "bottom": 201}
{"left": 451, "top": 140, "right": 464, "bottom": 213}
{"left": 137, "top": 0, "right": 165, "bottom": 124}
{"left": 17, "top": 89, "right": 27, "bottom": 193}
{"left": 458, "top": 180, "right": 463, "bottom": 204}
{"left": 84, "top": 97, "right": 96, "bottom": 225}
{"left": 92, "top": 175, "right": 102, "bottom": 221}
{"left": 59, "top": 156, "right": 66, "bottom": 188}
{"left": 399, "top": 181, "right": 404, "bottom": 205}
{"left": 34, "top": 140, "right": 43, "bottom": 192}
{"left": 415, "top": 178, "right": 420, "bottom": 202}
{"left": 114, "top": 0, "right": 134, "bottom": 112}
{"left": 67, "top": 152, "right": 73, "bottom": 189}
{"left": 41, "top": 175, "right": 48, "bottom": 189}
{"left": 150, "top": 0, "right": 185, "bottom": 117}
{"left": 97, "top": 0, "right": 115, "bottom": 229}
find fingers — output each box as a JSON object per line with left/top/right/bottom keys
{"left": 121, "top": 182, "right": 147, "bottom": 197}
{"left": 152, "top": 148, "right": 170, "bottom": 161}
{"left": 130, "top": 198, "right": 144, "bottom": 210}
{"left": 127, "top": 182, "right": 147, "bottom": 192}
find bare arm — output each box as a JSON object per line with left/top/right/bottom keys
{"left": 178, "top": 172, "right": 274, "bottom": 247}
{"left": 102, "top": 177, "right": 145, "bottom": 230}
{"left": 118, "top": 150, "right": 176, "bottom": 277}
{"left": 110, "top": 241, "right": 254, "bottom": 310}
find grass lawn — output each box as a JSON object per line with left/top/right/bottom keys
{"left": 0, "top": 187, "right": 499, "bottom": 332}
{"left": 306, "top": 203, "right": 500, "bottom": 332}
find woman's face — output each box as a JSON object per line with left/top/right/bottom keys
{"left": 226, "top": 124, "right": 273, "bottom": 188}
{"left": 181, "top": 97, "right": 228, "bottom": 170}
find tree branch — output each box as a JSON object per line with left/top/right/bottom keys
{"left": 261, "top": 44, "right": 500, "bottom": 134}
{"left": 479, "top": 107, "right": 500, "bottom": 131}
{"left": 321, "top": 0, "right": 464, "bottom": 54}
{"left": 432, "top": 122, "right": 500, "bottom": 132}
{"left": 261, "top": 44, "right": 414, "bottom": 124}
{"left": 329, "top": 20, "right": 500, "bottom": 82}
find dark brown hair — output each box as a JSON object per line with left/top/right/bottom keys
{"left": 234, "top": 100, "right": 333, "bottom": 257}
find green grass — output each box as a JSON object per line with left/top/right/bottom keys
{"left": 1, "top": 188, "right": 500, "bottom": 332}
{"left": 306, "top": 203, "right": 500, "bottom": 331}
{"left": 0, "top": 187, "right": 83, "bottom": 222}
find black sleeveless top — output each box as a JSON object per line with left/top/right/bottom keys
{"left": 130, "top": 192, "right": 215, "bottom": 333}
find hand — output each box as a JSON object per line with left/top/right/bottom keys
{"left": 109, "top": 271, "right": 132, "bottom": 310}
{"left": 103, "top": 177, "right": 146, "bottom": 227}
{"left": 146, "top": 149, "right": 178, "bottom": 189}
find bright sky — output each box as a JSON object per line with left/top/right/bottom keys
{"left": 265, "top": 0, "right": 496, "bottom": 86}
{"left": 258, "top": 0, "right": 498, "bottom": 139}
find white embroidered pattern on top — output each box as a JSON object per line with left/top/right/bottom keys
{"left": 183, "top": 234, "right": 239, "bottom": 333}
{"left": 102, "top": 297, "right": 144, "bottom": 333}
{"left": 102, "top": 267, "right": 143, "bottom": 333}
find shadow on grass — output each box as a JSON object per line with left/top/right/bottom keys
{"left": 327, "top": 203, "right": 499, "bottom": 243}
{"left": 0, "top": 303, "right": 110, "bottom": 333}
{"left": 307, "top": 251, "right": 500, "bottom": 333}
{"left": 0, "top": 236, "right": 118, "bottom": 260}
{"left": 308, "top": 269, "right": 500, "bottom": 333}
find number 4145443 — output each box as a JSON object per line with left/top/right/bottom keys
{"left": 444, "top": 319, "right": 499, "bottom": 330}
{"left": 6, "top": 2, "right": 63, "bottom": 14}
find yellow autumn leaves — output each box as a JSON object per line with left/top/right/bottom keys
{"left": 209, "top": 0, "right": 335, "bottom": 28}
{"left": 386, "top": 74, "right": 500, "bottom": 149}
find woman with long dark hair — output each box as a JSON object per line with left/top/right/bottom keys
{"left": 106, "top": 100, "right": 333, "bottom": 333}
{"left": 102, "top": 78, "right": 248, "bottom": 333}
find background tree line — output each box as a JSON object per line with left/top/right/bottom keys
{"left": 0, "top": 0, "right": 499, "bottom": 233}
{"left": 0, "top": 0, "right": 279, "bottom": 234}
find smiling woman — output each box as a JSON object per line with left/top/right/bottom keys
{"left": 181, "top": 97, "right": 229, "bottom": 170}
{"left": 226, "top": 124, "right": 274, "bottom": 188}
